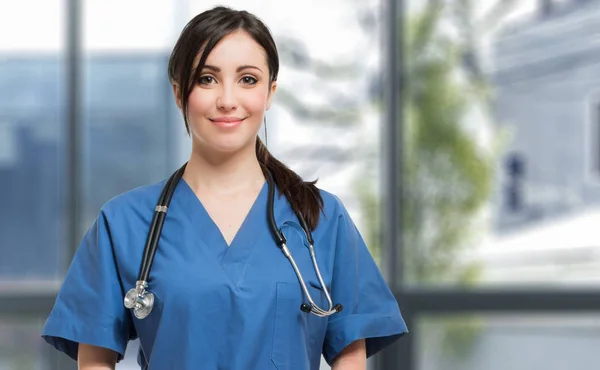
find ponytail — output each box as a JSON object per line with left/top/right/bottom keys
{"left": 256, "top": 138, "right": 324, "bottom": 231}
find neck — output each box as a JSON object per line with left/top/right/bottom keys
{"left": 183, "top": 140, "right": 265, "bottom": 195}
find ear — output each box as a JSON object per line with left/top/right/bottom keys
{"left": 172, "top": 83, "right": 182, "bottom": 110}
{"left": 265, "top": 81, "right": 277, "bottom": 111}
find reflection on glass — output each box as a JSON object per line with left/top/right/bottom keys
{"left": 0, "top": 0, "right": 65, "bottom": 282}
{"left": 418, "top": 313, "right": 600, "bottom": 370}
{"left": 0, "top": 57, "right": 64, "bottom": 281}
{"left": 402, "top": 1, "right": 600, "bottom": 287}
{"left": 78, "top": 0, "right": 181, "bottom": 233}
{"left": 82, "top": 55, "right": 172, "bottom": 229}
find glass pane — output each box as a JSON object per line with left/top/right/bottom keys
{"left": 0, "top": 0, "right": 65, "bottom": 281}
{"left": 418, "top": 313, "right": 600, "bottom": 370}
{"left": 81, "top": 1, "right": 175, "bottom": 230}
{"left": 81, "top": 56, "right": 172, "bottom": 226}
{"left": 402, "top": 1, "right": 600, "bottom": 286}
{"left": 0, "top": 317, "right": 51, "bottom": 370}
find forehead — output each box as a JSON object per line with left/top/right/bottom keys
{"left": 202, "top": 30, "right": 268, "bottom": 68}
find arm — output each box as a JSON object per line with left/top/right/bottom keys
{"left": 42, "top": 210, "right": 134, "bottom": 363}
{"left": 331, "top": 339, "right": 367, "bottom": 370}
{"left": 322, "top": 197, "right": 407, "bottom": 366}
{"left": 78, "top": 342, "right": 118, "bottom": 370}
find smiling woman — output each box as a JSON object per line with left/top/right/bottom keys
{"left": 39, "top": 6, "right": 408, "bottom": 370}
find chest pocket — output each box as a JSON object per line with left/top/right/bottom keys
{"left": 271, "top": 282, "right": 329, "bottom": 370}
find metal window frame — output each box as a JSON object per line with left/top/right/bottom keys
{"left": 376, "top": 1, "right": 600, "bottom": 369}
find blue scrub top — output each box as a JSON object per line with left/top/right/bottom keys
{"left": 41, "top": 178, "right": 408, "bottom": 369}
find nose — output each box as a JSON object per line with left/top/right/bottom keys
{"left": 216, "top": 85, "right": 237, "bottom": 111}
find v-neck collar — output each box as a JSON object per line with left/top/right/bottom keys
{"left": 175, "top": 179, "right": 269, "bottom": 287}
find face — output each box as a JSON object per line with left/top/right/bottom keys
{"left": 173, "top": 30, "right": 276, "bottom": 155}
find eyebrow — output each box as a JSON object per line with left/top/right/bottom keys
{"left": 202, "top": 65, "right": 263, "bottom": 73}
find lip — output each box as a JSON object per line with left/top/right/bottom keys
{"left": 209, "top": 116, "right": 245, "bottom": 128}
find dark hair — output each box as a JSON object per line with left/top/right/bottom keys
{"left": 168, "top": 6, "right": 324, "bottom": 231}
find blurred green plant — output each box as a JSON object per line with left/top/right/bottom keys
{"left": 418, "top": 315, "right": 485, "bottom": 366}
{"left": 402, "top": 2, "right": 495, "bottom": 286}
{"left": 354, "top": 0, "right": 500, "bottom": 284}
{"left": 355, "top": 0, "right": 517, "bottom": 364}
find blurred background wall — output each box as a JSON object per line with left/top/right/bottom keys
{"left": 2, "top": 0, "right": 600, "bottom": 369}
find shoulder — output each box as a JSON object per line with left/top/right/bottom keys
{"left": 312, "top": 188, "right": 367, "bottom": 254}
{"left": 318, "top": 189, "right": 345, "bottom": 214}
{"left": 99, "top": 179, "right": 166, "bottom": 222}
{"left": 316, "top": 188, "right": 353, "bottom": 227}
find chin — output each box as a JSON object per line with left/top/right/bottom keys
{"left": 208, "top": 138, "right": 254, "bottom": 155}
{"left": 191, "top": 127, "right": 258, "bottom": 156}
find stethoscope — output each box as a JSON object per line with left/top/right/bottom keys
{"left": 124, "top": 162, "right": 343, "bottom": 319}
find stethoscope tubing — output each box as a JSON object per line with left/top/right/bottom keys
{"left": 125, "top": 162, "right": 342, "bottom": 319}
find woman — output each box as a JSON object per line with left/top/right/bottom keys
{"left": 41, "top": 6, "right": 407, "bottom": 370}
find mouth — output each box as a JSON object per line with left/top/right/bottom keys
{"left": 209, "top": 116, "right": 245, "bottom": 128}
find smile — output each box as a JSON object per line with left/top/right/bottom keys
{"left": 209, "top": 117, "right": 245, "bottom": 128}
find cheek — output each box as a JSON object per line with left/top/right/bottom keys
{"left": 187, "top": 89, "right": 212, "bottom": 116}
{"left": 240, "top": 92, "right": 268, "bottom": 114}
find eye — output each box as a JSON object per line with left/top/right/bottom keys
{"left": 241, "top": 76, "right": 258, "bottom": 85}
{"left": 198, "top": 75, "right": 215, "bottom": 85}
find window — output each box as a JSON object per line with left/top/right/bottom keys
{"left": 0, "top": 20, "right": 65, "bottom": 284}
{"left": 379, "top": 1, "right": 600, "bottom": 369}
{"left": 0, "top": 1, "right": 67, "bottom": 368}
{"left": 417, "top": 313, "right": 600, "bottom": 370}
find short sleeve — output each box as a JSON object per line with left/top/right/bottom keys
{"left": 41, "top": 209, "right": 134, "bottom": 362}
{"left": 322, "top": 201, "right": 408, "bottom": 365}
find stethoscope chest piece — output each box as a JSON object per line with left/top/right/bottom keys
{"left": 124, "top": 280, "right": 155, "bottom": 319}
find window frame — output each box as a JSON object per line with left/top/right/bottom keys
{"left": 584, "top": 89, "right": 600, "bottom": 185}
